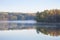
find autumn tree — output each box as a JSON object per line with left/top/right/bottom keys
{"left": 36, "top": 9, "right": 60, "bottom": 23}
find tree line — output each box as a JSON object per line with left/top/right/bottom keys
{"left": 36, "top": 9, "right": 60, "bottom": 23}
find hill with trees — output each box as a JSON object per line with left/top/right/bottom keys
{"left": 36, "top": 9, "right": 60, "bottom": 23}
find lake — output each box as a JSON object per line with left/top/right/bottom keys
{"left": 0, "top": 20, "right": 60, "bottom": 40}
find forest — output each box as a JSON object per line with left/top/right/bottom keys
{"left": 36, "top": 9, "right": 60, "bottom": 23}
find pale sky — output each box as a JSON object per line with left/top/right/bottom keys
{"left": 0, "top": 0, "right": 60, "bottom": 13}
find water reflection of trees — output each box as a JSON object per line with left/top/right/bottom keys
{"left": 36, "top": 23, "right": 60, "bottom": 36}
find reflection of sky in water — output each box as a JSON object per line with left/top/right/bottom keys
{"left": 0, "top": 21, "right": 60, "bottom": 40}
{"left": 0, "top": 20, "right": 36, "bottom": 23}
{"left": 0, "top": 30, "right": 60, "bottom": 40}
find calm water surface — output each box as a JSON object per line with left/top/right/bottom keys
{"left": 0, "top": 21, "right": 60, "bottom": 40}
{"left": 0, "top": 30, "right": 60, "bottom": 40}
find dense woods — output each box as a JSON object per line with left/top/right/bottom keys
{"left": 36, "top": 9, "right": 60, "bottom": 23}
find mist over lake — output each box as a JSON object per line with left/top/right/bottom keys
{"left": 0, "top": 20, "right": 60, "bottom": 40}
